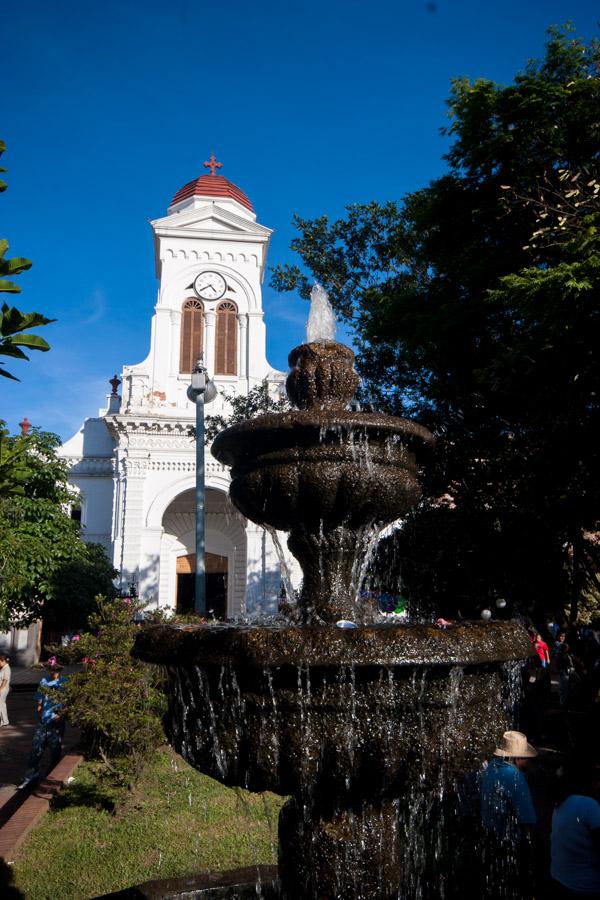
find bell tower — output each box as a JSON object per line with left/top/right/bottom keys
{"left": 60, "top": 158, "right": 295, "bottom": 623}
{"left": 119, "top": 157, "right": 276, "bottom": 415}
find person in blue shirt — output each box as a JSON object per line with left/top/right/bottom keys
{"left": 480, "top": 730, "right": 538, "bottom": 898}
{"left": 481, "top": 730, "right": 538, "bottom": 839}
{"left": 18, "top": 661, "right": 68, "bottom": 789}
{"left": 551, "top": 756, "right": 600, "bottom": 898}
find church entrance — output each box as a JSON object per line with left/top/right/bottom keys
{"left": 176, "top": 552, "right": 228, "bottom": 619}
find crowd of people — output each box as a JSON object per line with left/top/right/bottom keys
{"left": 453, "top": 616, "right": 600, "bottom": 898}
{"left": 472, "top": 729, "right": 600, "bottom": 899}
{"left": 537, "top": 620, "right": 600, "bottom": 708}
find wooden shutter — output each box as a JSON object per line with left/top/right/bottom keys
{"left": 180, "top": 299, "right": 204, "bottom": 373}
{"left": 215, "top": 301, "right": 238, "bottom": 375}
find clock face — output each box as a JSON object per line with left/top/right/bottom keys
{"left": 194, "top": 271, "right": 227, "bottom": 301}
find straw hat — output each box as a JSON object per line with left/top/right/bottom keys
{"left": 493, "top": 730, "right": 537, "bottom": 759}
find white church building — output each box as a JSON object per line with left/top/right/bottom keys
{"left": 59, "top": 158, "right": 299, "bottom": 619}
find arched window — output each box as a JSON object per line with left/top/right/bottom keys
{"left": 180, "top": 298, "right": 204, "bottom": 373}
{"left": 215, "top": 301, "right": 238, "bottom": 375}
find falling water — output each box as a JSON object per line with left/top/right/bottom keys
{"left": 264, "top": 525, "right": 297, "bottom": 608}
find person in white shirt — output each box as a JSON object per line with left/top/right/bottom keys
{"left": 0, "top": 655, "right": 11, "bottom": 726}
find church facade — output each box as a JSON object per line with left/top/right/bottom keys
{"left": 59, "top": 160, "right": 299, "bottom": 618}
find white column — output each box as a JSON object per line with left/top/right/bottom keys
{"left": 170, "top": 309, "right": 181, "bottom": 374}
{"left": 246, "top": 311, "right": 266, "bottom": 380}
{"left": 139, "top": 525, "right": 164, "bottom": 608}
{"left": 205, "top": 309, "right": 216, "bottom": 376}
{"left": 238, "top": 312, "right": 248, "bottom": 381}
{"left": 119, "top": 456, "right": 147, "bottom": 591}
{"left": 152, "top": 308, "right": 171, "bottom": 377}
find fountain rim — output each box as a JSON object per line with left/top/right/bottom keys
{"left": 133, "top": 620, "right": 534, "bottom": 669}
{"left": 211, "top": 409, "right": 435, "bottom": 462}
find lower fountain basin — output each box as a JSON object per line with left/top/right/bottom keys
{"left": 134, "top": 621, "right": 532, "bottom": 798}
{"left": 134, "top": 621, "right": 533, "bottom": 898}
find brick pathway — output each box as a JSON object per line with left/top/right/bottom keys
{"left": 0, "top": 682, "right": 82, "bottom": 861}
{"left": 0, "top": 754, "right": 83, "bottom": 861}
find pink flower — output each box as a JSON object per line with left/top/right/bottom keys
{"left": 71, "top": 634, "right": 80, "bottom": 641}
{"left": 48, "top": 655, "right": 58, "bottom": 666}
{"left": 123, "top": 597, "right": 132, "bottom": 605}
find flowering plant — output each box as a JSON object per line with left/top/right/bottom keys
{"left": 48, "top": 595, "right": 166, "bottom": 784}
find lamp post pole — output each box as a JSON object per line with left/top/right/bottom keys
{"left": 195, "top": 381, "right": 206, "bottom": 616}
{"left": 187, "top": 355, "right": 217, "bottom": 616}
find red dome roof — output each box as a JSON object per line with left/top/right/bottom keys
{"left": 170, "top": 174, "right": 254, "bottom": 212}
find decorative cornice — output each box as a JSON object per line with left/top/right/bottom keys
{"left": 146, "top": 459, "right": 229, "bottom": 475}
{"left": 63, "top": 457, "right": 115, "bottom": 477}
{"left": 161, "top": 239, "right": 266, "bottom": 256}
{"left": 107, "top": 415, "right": 193, "bottom": 440}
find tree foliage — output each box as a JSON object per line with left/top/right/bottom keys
{"left": 204, "top": 378, "right": 289, "bottom": 443}
{"left": 43, "top": 542, "right": 118, "bottom": 634}
{"left": 272, "top": 26, "right": 600, "bottom": 621}
{"left": 0, "top": 139, "right": 54, "bottom": 379}
{"left": 0, "top": 425, "right": 116, "bottom": 630}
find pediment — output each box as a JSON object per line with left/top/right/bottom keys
{"left": 152, "top": 204, "right": 272, "bottom": 239}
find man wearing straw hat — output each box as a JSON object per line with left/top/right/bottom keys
{"left": 481, "top": 730, "right": 538, "bottom": 839}
{"left": 480, "top": 730, "right": 538, "bottom": 896}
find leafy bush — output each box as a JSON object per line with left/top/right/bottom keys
{"left": 52, "top": 596, "right": 167, "bottom": 784}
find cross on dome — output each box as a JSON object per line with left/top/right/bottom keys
{"left": 170, "top": 157, "right": 254, "bottom": 212}
{"left": 203, "top": 154, "right": 222, "bottom": 176}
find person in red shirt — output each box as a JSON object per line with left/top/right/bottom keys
{"left": 534, "top": 632, "right": 550, "bottom": 668}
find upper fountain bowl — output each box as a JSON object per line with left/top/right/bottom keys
{"left": 212, "top": 338, "right": 435, "bottom": 622}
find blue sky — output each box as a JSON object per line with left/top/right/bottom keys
{"left": 2, "top": 0, "right": 598, "bottom": 440}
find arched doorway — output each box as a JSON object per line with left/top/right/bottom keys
{"left": 158, "top": 486, "right": 247, "bottom": 617}
{"left": 175, "top": 552, "right": 228, "bottom": 618}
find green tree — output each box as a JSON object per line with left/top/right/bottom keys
{"left": 0, "top": 419, "right": 34, "bottom": 496}
{"left": 0, "top": 426, "right": 115, "bottom": 631}
{"left": 0, "top": 139, "right": 54, "bottom": 379}
{"left": 43, "top": 542, "right": 118, "bottom": 634}
{"left": 272, "top": 26, "right": 600, "bottom": 621}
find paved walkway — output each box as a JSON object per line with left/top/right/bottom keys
{"left": 0, "top": 674, "right": 82, "bottom": 858}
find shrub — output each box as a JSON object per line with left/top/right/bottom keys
{"left": 53, "top": 596, "right": 167, "bottom": 784}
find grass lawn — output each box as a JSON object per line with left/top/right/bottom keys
{"left": 12, "top": 747, "right": 284, "bottom": 900}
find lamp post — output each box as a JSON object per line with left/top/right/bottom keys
{"left": 187, "top": 354, "right": 218, "bottom": 616}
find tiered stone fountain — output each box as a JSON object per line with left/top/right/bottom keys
{"left": 134, "top": 288, "right": 532, "bottom": 899}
